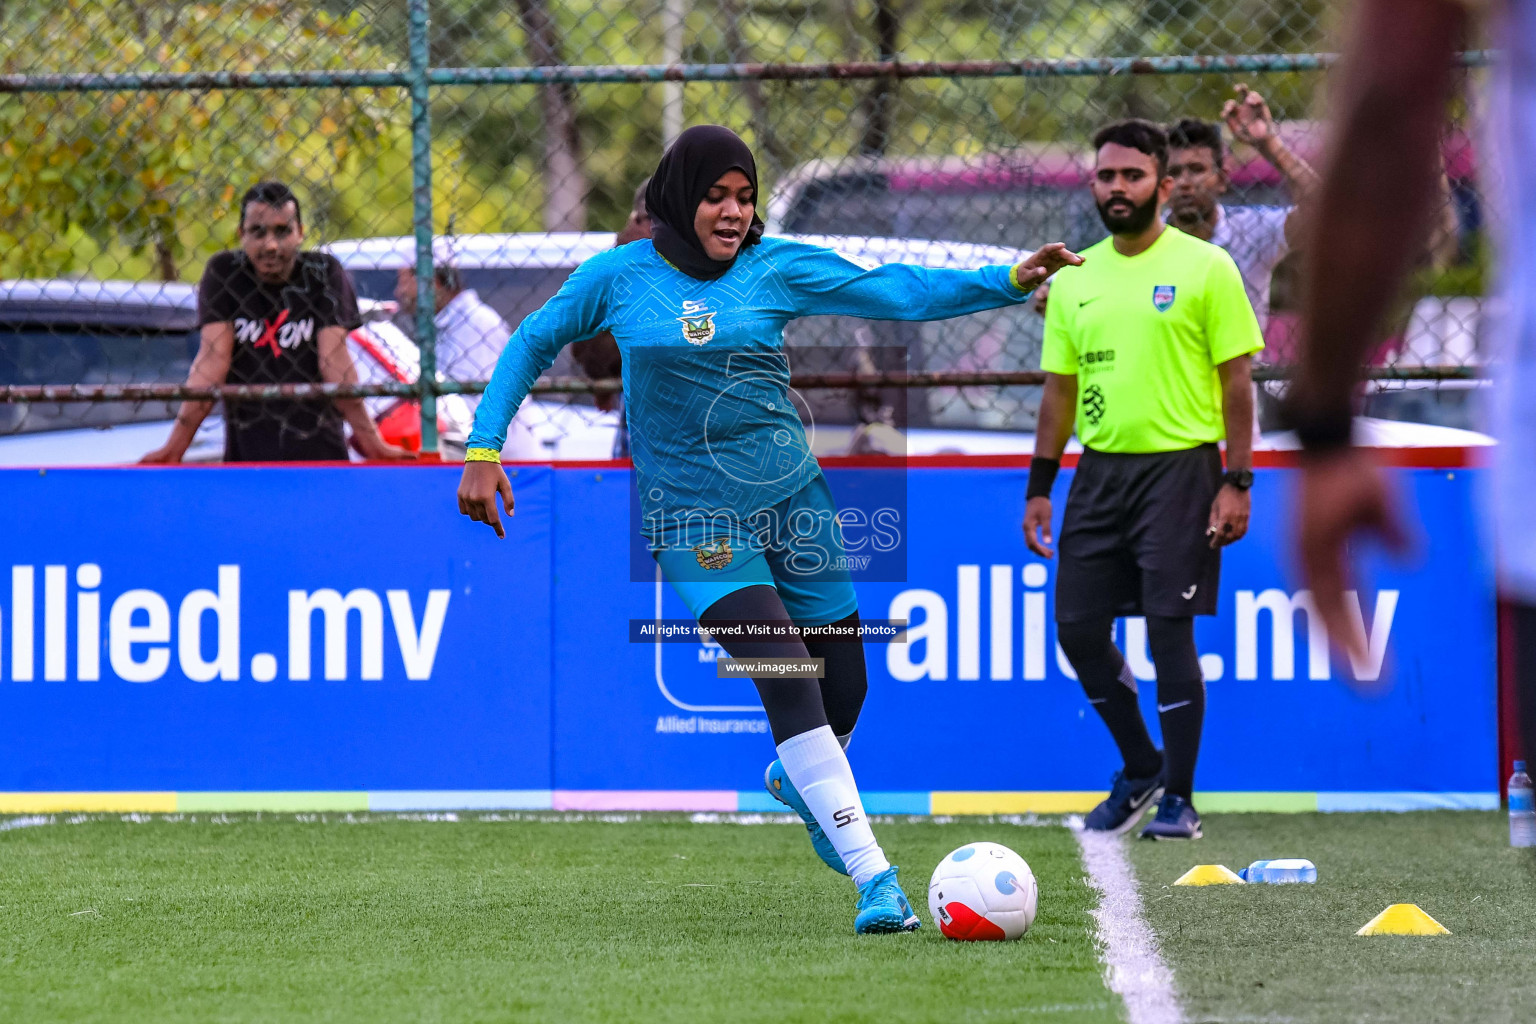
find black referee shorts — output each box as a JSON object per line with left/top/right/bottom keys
{"left": 1055, "top": 444, "right": 1223, "bottom": 622}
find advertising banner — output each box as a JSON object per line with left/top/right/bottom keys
{"left": 0, "top": 461, "right": 1497, "bottom": 812}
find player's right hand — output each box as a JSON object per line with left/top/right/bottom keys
{"left": 1294, "top": 448, "right": 1410, "bottom": 681}
{"left": 1022, "top": 496, "right": 1054, "bottom": 559}
{"left": 458, "top": 460, "right": 516, "bottom": 538}
{"left": 1014, "top": 243, "right": 1084, "bottom": 289}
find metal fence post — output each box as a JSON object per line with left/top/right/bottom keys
{"left": 408, "top": 0, "right": 438, "bottom": 457}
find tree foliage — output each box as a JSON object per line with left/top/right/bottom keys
{"left": 2, "top": 0, "right": 1338, "bottom": 282}
{"left": 0, "top": 3, "right": 391, "bottom": 279}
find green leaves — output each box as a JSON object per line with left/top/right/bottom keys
{"left": 1, "top": 2, "right": 394, "bottom": 280}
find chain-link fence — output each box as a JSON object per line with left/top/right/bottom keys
{"left": 0, "top": 0, "right": 1490, "bottom": 463}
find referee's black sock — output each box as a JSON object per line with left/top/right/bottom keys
{"left": 1146, "top": 615, "right": 1205, "bottom": 801}
{"left": 1058, "top": 619, "right": 1162, "bottom": 781}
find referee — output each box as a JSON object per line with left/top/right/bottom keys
{"left": 1023, "top": 120, "right": 1264, "bottom": 840}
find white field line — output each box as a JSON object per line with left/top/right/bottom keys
{"left": 0, "top": 811, "right": 1079, "bottom": 828}
{"left": 1074, "top": 828, "right": 1185, "bottom": 1024}
{"left": 0, "top": 815, "right": 55, "bottom": 831}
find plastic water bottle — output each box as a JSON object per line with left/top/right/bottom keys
{"left": 1510, "top": 760, "right": 1535, "bottom": 849}
{"left": 1239, "top": 859, "right": 1268, "bottom": 882}
{"left": 1240, "top": 858, "right": 1317, "bottom": 884}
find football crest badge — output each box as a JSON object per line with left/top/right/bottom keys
{"left": 678, "top": 300, "right": 717, "bottom": 345}
{"left": 693, "top": 539, "right": 733, "bottom": 570}
{"left": 1152, "top": 285, "right": 1176, "bottom": 312}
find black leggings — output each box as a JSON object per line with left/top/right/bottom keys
{"left": 1057, "top": 615, "right": 1206, "bottom": 798}
{"left": 699, "top": 585, "right": 868, "bottom": 745}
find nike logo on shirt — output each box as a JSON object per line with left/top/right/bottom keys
{"left": 1078, "top": 296, "right": 1100, "bottom": 308}
{"left": 1181, "top": 585, "right": 1198, "bottom": 600}
{"left": 1158, "top": 700, "right": 1192, "bottom": 713}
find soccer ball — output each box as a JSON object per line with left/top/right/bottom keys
{"left": 928, "top": 841, "right": 1038, "bottom": 941}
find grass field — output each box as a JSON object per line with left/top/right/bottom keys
{"left": 0, "top": 813, "right": 1116, "bottom": 1024}
{"left": 2, "top": 811, "right": 1530, "bottom": 1023}
{"left": 1131, "top": 811, "right": 1536, "bottom": 1024}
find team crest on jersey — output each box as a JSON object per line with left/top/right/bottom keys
{"left": 1152, "top": 285, "right": 1176, "bottom": 312}
{"left": 693, "top": 539, "right": 733, "bottom": 570}
{"left": 678, "top": 300, "right": 717, "bottom": 345}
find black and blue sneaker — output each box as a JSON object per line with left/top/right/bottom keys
{"left": 1082, "top": 768, "right": 1164, "bottom": 835}
{"left": 1140, "top": 794, "right": 1203, "bottom": 840}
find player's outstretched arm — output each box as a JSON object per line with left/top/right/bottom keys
{"left": 1022, "top": 372, "right": 1077, "bottom": 559}
{"left": 780, "top": 240, "right": 1082, "bottom": 323}
{"left": 140, "top": 322, "right": 234, "bottom": 464}
{"left": 1290, "top": 0, "right": 1463, "bottom": 667}
{"left": 1011, "top": 243, "right": 1085, "bottom": 292}
{"left": 458, "top": 255, "right": 613, "bottom": 536}
{"left": 458, "top": 457, "right": 516, "bottom": 539}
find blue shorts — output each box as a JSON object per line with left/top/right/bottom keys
{"left": 651, "top": 473, "right": 859, "bottom": 626}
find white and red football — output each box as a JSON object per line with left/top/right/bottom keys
{"left": 928, "top": 841, "right": 1039, "bottom": 941}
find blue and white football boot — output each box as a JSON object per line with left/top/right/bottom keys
{"left": 854, "top": 866, "right": 921, "bottom": 934}
{"left": 765, "top": 759, "right": 848, "bottom": 875}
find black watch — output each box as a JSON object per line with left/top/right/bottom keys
{"left": 1222, "top": 469, "right": 1254, "bottom": 492}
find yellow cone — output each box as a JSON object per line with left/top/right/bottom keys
{"left": 1356, "top": 904, "right": 1451, "bottom": 936}
{"left": 1173, "top": 864, "right": 1245, "bottom": 886}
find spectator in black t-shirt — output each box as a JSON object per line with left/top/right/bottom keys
{"left": 142, "top": 181, "right": 412, "bottom": 463}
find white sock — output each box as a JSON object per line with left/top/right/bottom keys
{"left": 777, "top": 725, "right": 890, "bottom": 887}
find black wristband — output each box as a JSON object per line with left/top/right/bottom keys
{"left": 1026, "top": 457, "right": 1060, "bottom": 500}
{"left": 1292, "top": 413, "right": 1354, "bottom": 452}
{"left": 1282, "top": 400, "right": 1353, "bottom": 453}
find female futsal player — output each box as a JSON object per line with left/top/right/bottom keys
{"left": 459, "top": 125, "right": 1081, "bottom": 934}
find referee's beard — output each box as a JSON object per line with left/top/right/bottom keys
{"left": 1096, "top": 193, "right": 1161, "bottom": 236}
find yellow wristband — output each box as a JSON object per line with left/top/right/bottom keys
{"left": 1009, "top": 264, "right": 1030, "bottom": 294}
{"left": 464, "top": 448, "right": 502, "bottom": 464}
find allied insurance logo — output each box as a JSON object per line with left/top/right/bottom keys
{"left": 0, "top": 564, "right": 450, "bottom": 684}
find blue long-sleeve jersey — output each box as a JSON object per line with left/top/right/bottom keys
{"left": 467, "top": 236, "right": 1029, "bottom": 535}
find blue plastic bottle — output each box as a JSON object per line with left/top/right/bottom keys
{"left": 1241, "top": 858, "right": 1317, "bottom": 884}
{"left": 1510, "top": 760, "right": 1535, "bottom": 849}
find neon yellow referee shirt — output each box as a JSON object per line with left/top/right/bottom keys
{"left": 1041, "top": 225, "right": 1263, "bottom": 453}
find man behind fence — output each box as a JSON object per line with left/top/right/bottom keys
{"left": 1167, "top": 85, "right": 1458, "bottom": 334}
{"left": 1164, "top": 89, "right": 1318, "bottom": 329}
{"left": 394, "top": 262, "right": 511, "bottom": 409}
{"left": 142, "top": 181, "right": 410, "bottom": 464}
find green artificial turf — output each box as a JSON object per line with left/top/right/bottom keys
{"left": 0, "top": 814, "right": 1118, "bottom": 1024}
{"left": 1130, "top": 811, "right": 1536, "bottom": 1024}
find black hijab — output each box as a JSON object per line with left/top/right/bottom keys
{"left": 645, "top": 125, "right": 765, "bottom": 281}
